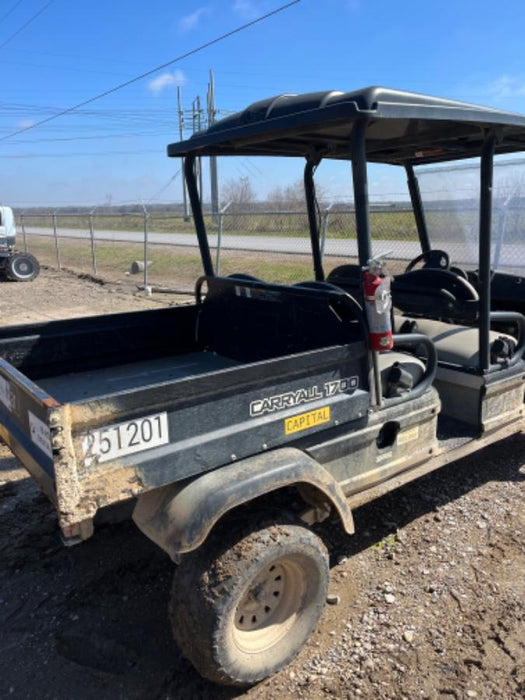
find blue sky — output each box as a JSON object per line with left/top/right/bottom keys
{"left": 2, "top": 0, "right": 525, "bottom": 208}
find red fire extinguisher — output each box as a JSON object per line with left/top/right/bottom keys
{"left": 363, "top": 258, "right": 393, "bottom": 351}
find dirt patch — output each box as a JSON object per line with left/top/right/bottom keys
{"left": 0, "top": 269, "right": 524, "bottom": 699}
{"left": 0, "top": 266, "right": 192, "bottom": 325}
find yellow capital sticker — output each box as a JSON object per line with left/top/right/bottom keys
{"left": 284, "top": 406, "right": 331, "bottom": 435}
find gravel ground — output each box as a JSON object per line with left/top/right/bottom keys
{"left": 0, "top": 269, "right": 524, "bottom": 699}
{"left": 0, "top": 266, "right": 190, "bottom": 325}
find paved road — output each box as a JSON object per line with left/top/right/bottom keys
{"left": 22, "top": 225, "right": 525, "bottom": 270}
{"left": 21, "top": 225, "right": 421, "bottom": 260}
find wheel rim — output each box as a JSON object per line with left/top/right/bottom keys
{"left": 12, "top": 257, "right": 35, "bottom": 279}
{"left": 233, "top": 556, "right": 307, "bottom": 654}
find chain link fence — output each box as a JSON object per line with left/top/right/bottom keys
{"left": 13, "top": 198, "right": 525, "bottom": 292}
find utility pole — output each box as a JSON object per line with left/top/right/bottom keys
{"left": 208, "top": 69, "right": 220, "bottom": 222}
{"left": 192, "top": 96, "right": 203, "bottom": 199}
{"left": 177, "top": 71, "right": 221, "bottom": 219}
{"left": 177, "top": 86, "right": 190, "bottom": 220}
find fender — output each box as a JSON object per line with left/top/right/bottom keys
{"left": 132, "top": 447, "right": 354, "bottom": 559}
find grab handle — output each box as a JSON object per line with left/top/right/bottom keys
{"left": 381, "top": 333, "right": 437, "bottom": 407}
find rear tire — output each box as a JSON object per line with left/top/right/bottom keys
{"left": 6, "top": 252, "right": 40, "bottom": 282}
{"left": 169, "top": 522, "right": 329, "bottom": 686}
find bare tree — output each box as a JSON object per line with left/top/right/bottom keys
{"left": 266, "top": 179, "right": 326, "bottom": 211}
{"left": 221, "top": 176, "right": 256, "bottom": 210}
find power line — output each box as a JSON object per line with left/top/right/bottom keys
{"left": 148, "top": 170, "right": 182, "bottom": 201}
{"left": 2, "top": 149, "right": 161, "bottom": 158}
{"left": 0, "top": 0, "right": 25, "bottom": 26}
{"left": 1, "top": 129, "right": 176, "bottom": 144}
{"left": 0, "top": 0, "right": 54, "bottom": 51}
{"left": 0, "top": 0, "right": 301, "bottom": 143}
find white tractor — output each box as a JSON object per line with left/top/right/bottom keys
{"left": 0, "top": 206, "right": 40, "bottom": 281}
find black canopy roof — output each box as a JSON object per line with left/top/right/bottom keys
{"left": 167, "top": 86, "right": 525, "bottom": 166}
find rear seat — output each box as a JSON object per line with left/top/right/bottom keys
{"left": 395, "top": 316, "right": 516, "bottom": 369}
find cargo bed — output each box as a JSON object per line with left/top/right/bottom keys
{"left": 37, "top": 352, "right": 240, "bottom": 403}
{"left": 0, "top": 277, "right": 369, "bottom": 539}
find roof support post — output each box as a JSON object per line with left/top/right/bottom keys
{"left": 304, "top": 160, "right": 325, "bottom": 281}
{"left": 184, "top": 154, "right": 214, "bottom": 277}
{"left": 351, "top": 120, "right": 372, "bottom": 266}
{"left": 351, "top": 120, "right": 383, "bottom": 405}
{"left": 406, "top": 164, "right": 431, "bottom": 254}
{"left": 478, "top": 133, "right": 496, "bottom": 372}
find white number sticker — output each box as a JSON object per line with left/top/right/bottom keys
{"left": 29, "top": 411, "right": 53, "bottom": 458}
{"left": 82, "top": 412, "right": 169, "bottom": 465}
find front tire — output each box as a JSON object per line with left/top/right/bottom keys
{"left": 6, "top": 252, "right": 40, "bottom": 281}
{"left": 169, "top": 523, "right": 329, "bottom": 686}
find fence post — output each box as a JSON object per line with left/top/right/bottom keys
{"left": 143, "top": 204, "right": 149, "bottom": 291}
{"left": 89, "top": 209, "right": 98, "bottom": 275}
{"left": 216, "top": 201, "right": 232, "bottom": 275}
{"left": 52, "top": 211, "right": 61, "bottom": 270}
{"left": 20, "top": 213, "right": 28, "bottom": 252}
{"left": 493, "top": 196, "right": 512, "bottom": 271}
{"left": 320, "top": 202, "right": 334, "bottom": 261}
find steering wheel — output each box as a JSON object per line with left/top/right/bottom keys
{"left": 449, "top": 265, "right": 469, "bottom": 281}
{"left": 405, "top": 249, "right": 450, "bottom": 273}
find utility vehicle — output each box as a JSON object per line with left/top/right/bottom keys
{"left": 0, "top": 205, "right": 40, "bottom": 281}
{"left": 1, "top": 87, "right": 525, "bottom": 686}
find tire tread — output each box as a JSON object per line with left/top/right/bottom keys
{"left": 169, "top": 521, "right": 328, "bottom": 686}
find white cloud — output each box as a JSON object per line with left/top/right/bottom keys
{"left": 17, "top": 119, "right": 36, "bottom": 130}
{"left": 485, "top": 75, "right": 525, "bottom": 100}
{"left": 233, "top": 1, "right": 259, "bottom": 20}
{"left": 148, "top": 70, "right": 187, "bottom": 94}
{"left": 179, "top": 7, "right": 208, "bottom": 32}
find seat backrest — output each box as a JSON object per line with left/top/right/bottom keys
{"left": 326, "top": 264, "right": 363, "bottom": 303}
{"left": 392, "top": 268, "right": 479, "bottom": 322}
{"left": 196, "top": 275, "right": 365, "bottom": 363}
